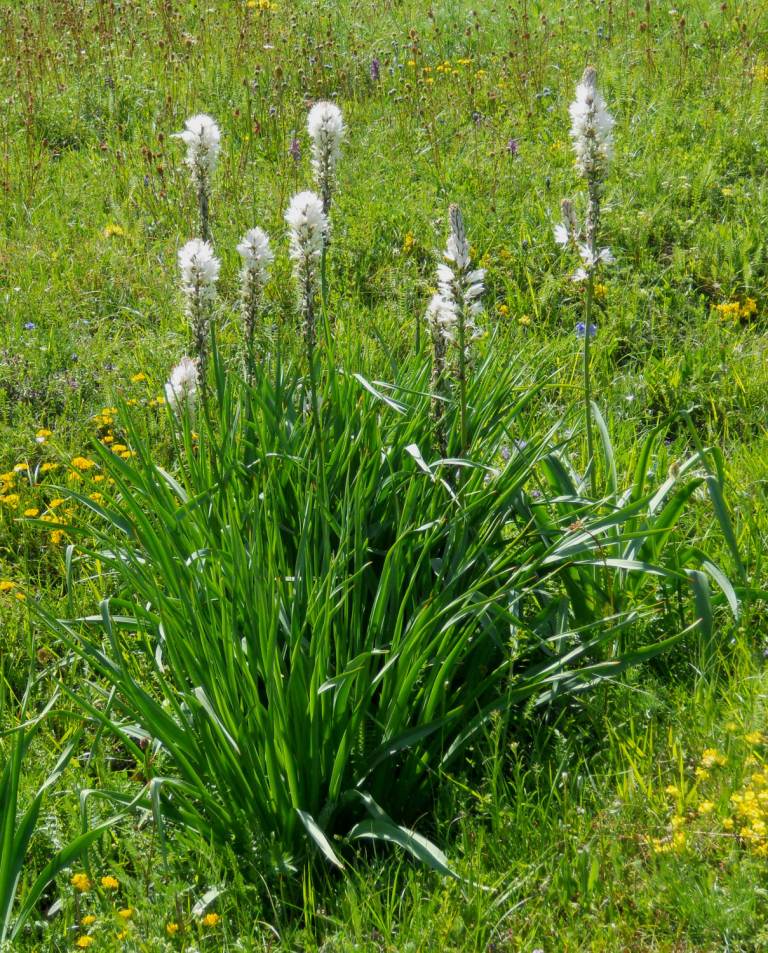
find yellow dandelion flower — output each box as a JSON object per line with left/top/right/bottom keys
{"left": 13, "top": 462, "right": 28, "bottom": 472}
{"left": 698, "top": 800, "right": 715, "bottom": 816}
{"left": 75, "top": 937, "right": 94, "bottom": 949}
{"left": 131, "top": 372, "right": 148, "bottom": 383}
{"left": 104, "top": 223, "right": 126, "bottom": 238}
{"left": 36, "top": 428, "right": 53, "bottom": 443}
{"left": 40, "top": 462, "right": 59, "bottom": 473}
{"left": 166, "top": 922, "right": 180, "bottom": 936}
{"left": 71, "top": 457, "right": 96, "bottom": 471}
{"left": 0, "top": 581, "right": 16, "bottom": 592}
{"left": 23, "top": 507, "right": 39, "bottom": 517}
{"left": 117, "top": 908, "right": 133, "bottom": 920}
{"left": 497, "top": 304, "right": 510, "bottom": 317}
{"left": 100, "top": 875, "right": 119, "bottom": 890}
{"left": 71, "top": 873, "right": 92, "bottom": 892}
{"left": 81, "top": 915, "right": 97, "bottom": 926}
{"left": 745, "top": 731, "right": 764, "bottom": 746}
{"left": 50, "top": 529, "right": 65, "bottom": 545}
{"left": 202, "top": 912, "right": 221, "bottom": 927}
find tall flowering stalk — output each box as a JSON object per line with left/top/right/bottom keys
{"left": 286, "top": 190, "right": 326, "bottom": 361}
{"left": 307, "top": 101, "right": 344, "bottom": 219}
{"left": 434, "top": 204, "right": 485, "bottom": 455}
{"left": 286, "top": 190, "right": 328, "bottom": 483}
{"left": 425, "top": 293, "right": 448, "bottom": 456}
{"left": 307, "top": 101, "right": 344, "bottom": 312}
{"left": 236, "top": 227, "right": 274, "bottom": 382}
{"left": 174, "top": 114, "right": 221, "bottom": 242}
{"left": 558, "top": 66, "right": 614, "bottom": 495}
{"left": 178, "top": 239, "right": 220, "bottom": 381}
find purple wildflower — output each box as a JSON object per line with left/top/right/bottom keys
{"left": 575, "top": 322, "right": 597, "bottom": 338}
{"left": 507, "top": 138, "right": 519, "bottom": 156}
{"left": 24, "top": 322, "right": 36, "bottom": 330}
{"left": 370, "top": 57, "right": 380, "bottom": 81}
{"left": 289, "top": 135, "right": 301, "bottom": 163}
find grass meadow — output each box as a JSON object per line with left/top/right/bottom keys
{"left": 2, "top": 0, "right": 768, "bottom": 950}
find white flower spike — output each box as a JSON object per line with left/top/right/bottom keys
{"left": 165, "top": 356, "right": 199, "bottom": 415}
{"left": 285, "top": 191, "right": 327, "bottom": 347}
{"left": 307, "top": 101, "right": 344, "bottom": 216}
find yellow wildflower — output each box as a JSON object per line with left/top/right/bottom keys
{"left": 745, "top": 731, "right": 764, "bottom": 746}
{"left": 131, "top": 372, "right": 148, "bottom": 383}
{"left": 75, "top": 938, "right": 94, "bottom": 949}
{"left": 101, "top": 875, "right": 119, "bottom": 890}
{"left": 23, "top": 507, "right": 39, "bottom": 517}
{"left": 71, "top": 457, "right": 96, "bottom": 471}
{"left": 40, "top": 462, "right": 59, "bottom": 473}
{"left": 202, "top": 912, "right": 221, "bottom": 927}
{"left": 71, "top": 873, "right": 92, "bottom": 892}
{"left": 698, "top": 800, "right": 715, "bottom": 815}
{"left": 81, "top": 915, "right": 97, "bottom": 926}
{"left": 0, "top": 581, "right": 16, "bottom": 592}
{"left": 118, "top": 908, "right": 133, "bottom": 920}
{"left": 166, "top": 922, "right": 180, "bottom": 936}
{"left": 104, "top": 223, "right": 126, "bottom": 238}
{"left": 701, "top": 748, "right": 726, "bottom": 768}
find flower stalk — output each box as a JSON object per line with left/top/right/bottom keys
{"left": 236, "top": 227, "right": 274, "bottom": 383}
{"left": 174, "top": 114, "right": 221, "bottom": 243}
{"left": 178, "top": 239, "right": 220, "bottom": 383}
{"left": 559, "top": 66, "right": 615, "bottom": 496}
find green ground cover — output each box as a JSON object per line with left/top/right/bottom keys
{"left": 2, "top": 0, "right": 768, "bottom": 949}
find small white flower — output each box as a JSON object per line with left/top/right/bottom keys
{"left": 173, "top": 114, "right": 221, "bottom": 185}
{"left": 164, "top": 356, "right": 199, "bottom": 413}
{"left": 554, "top": 223, "right": 570, "bottom": 246}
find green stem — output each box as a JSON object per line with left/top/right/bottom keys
{"left": 583, "top": 272, "right": 597, "bottom": 497}
{"left": 457, "top": 311, "right": 468, "bottom": 457}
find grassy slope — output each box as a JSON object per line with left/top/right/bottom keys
{"left": 2, "top": 0, "right": 768, "bottom": 949}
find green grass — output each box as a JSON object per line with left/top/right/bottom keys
{"left": 2, "top": 0, "right": 768, "bottom": 949}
